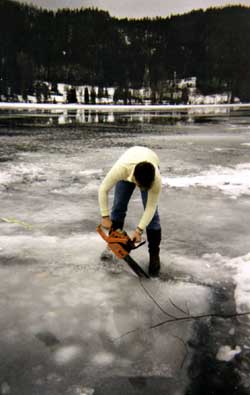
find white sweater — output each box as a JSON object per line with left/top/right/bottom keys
{"left": 98, "top": 146, "right": 161, "bottom": 230}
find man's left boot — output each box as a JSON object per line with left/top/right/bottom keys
{"left": 146, "top": 228, "right": 161, "bottom": 277}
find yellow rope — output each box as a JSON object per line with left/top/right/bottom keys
{"left": 0, "top": 217, "right": 33, "bottom": 230}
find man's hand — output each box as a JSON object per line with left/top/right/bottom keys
{"left": 131, "top": 229, "right": 142, "bottom": 243}
{"left": 101, "top": 216, "right": 112, "bottom": 230}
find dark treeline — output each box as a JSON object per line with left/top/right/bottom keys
{"left": 1, "top": 0, "right": 250, "bottom": 101}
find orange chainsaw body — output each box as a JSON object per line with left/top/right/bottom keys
{"left": 96, "top": 225, "right": 149, "bottom": 278}
{"left": 96, "top": 225, "right": 133, "bottom": 259}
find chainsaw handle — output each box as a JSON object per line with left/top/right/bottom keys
{"left": 131, "top": 240, "right": 146, "bottom": 250}
{"left": 96, "top": 224, "right": 109, "bottom": 242}
{"left": 96, "top": 224, "right": 146, "bottom": 250}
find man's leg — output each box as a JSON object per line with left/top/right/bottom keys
{"left": 141, "top": 190, "right": 161, "bottom": 276}
{"left": 111, "top": 180, "right": 136, "bottom": 229}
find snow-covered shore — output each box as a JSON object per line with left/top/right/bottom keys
{"left": 0, "top": 102, "right": 250, "bottom": 111}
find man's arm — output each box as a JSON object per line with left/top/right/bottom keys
{"left": 138, "top": 191, "right": 159, "bottom": 230}
{"left": 138, "top": 173, "right": 162, "bottom": 231}
{"left": 98, "top": 164, "right": 127, "bottom": 221}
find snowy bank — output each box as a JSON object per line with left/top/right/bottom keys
{"left": 163, "top": 163, "right": 250, "bottom": 199}
{"left": 0, "top": 102, "right": 249, "bottom": 111}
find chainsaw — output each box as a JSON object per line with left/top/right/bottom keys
{"left": 96, "top": 225, "right": 149, "bottom": 279}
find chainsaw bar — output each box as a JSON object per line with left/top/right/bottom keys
{"left": 123, "top": 254, "right": 150, "bottom": 278}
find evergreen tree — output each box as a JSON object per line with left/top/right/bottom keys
{"left": 84, "top": 87, "right": 89, "bottom": 104}
{"left": 97, "top": 86, "right": 104, "bottom": 100}
{"left": 104, "top": 88, "right": 109, "bottom": 98}
{"left": 90, "top": 87, "right": 96, "bottom": 104}
{"left": 67, "top": 87, "right": 77, "bottom": 103}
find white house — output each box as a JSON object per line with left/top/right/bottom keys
{"left": 189, "top": 92, "right": 231, "bottom": 105}
{"left": 177, "top": 77, "right": 197, "bottom": 89}
{"left": 50, "top": 94, "right": 64, "bottom": 104}
{"left": 27, "top": 95, "right": 37, "bottom": 103}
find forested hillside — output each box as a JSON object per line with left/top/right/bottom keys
{"left": 1, "top": 0, "right": 250, "bottom": 101}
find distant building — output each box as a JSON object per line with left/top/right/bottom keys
{"left": 176, "top": 77, "right": 197, "bottom": 90}
{"left": 57, "top": 83, "right": 70, "bottom": 102}
{"left": 189, "top": 92, "right": 231, "bottom": 105}
{"left": 16, "top": 95, "right": 24, "bottom": 103}
{"left": 50, "top": 93, "right": 64, "bottom": 104}
{"left": 153, "top": 76, "right": 197, "bottom": 104}
{"left": 27, "top": 95, "right": 37, "bottom": 103}
{"left": 1, "top": 75, "right": 237, "bottom": 106}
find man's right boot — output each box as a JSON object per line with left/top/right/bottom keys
{"left": 149, "top": 253, "right": 161, "bottom": 277}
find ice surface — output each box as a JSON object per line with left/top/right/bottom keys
{"left": 1, "top": 109, "right": 250, "bottom": 393}
{"left": 54, "top": 345, "right": 83, "bottom": 365}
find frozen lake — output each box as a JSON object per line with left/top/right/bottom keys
{"left": 0, "top": 107, "right": 250, "bottom": 394}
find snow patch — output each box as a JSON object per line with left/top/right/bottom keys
{"left": 216, "top": 345, "right": 241, "bottom": 361}
{"left": 1, "top": 382, "right": 11, "bottom": 395}
{"left": 91, "top": 351, "right": 115, "bottom": 366}
{"left": 163, "top": 163, "right": 250, "bottom": 198}
{"left": 68, "top": 386, "right": 94, "bottom": 395}
{"left": 229, "top": 253, "right": 250, "bottom": 313}
{"left": 229, "top": 327, "right": 235, "bottom": 336}
{"left": 0, "top": 156, "right": 102, "bottom": 195}
{"left": 82, "top": 180, "right": 99, "bottom": 192}
{"left": 79, "top": 169, "right": 103, "bottom": 176}
{"left": 54, "top": 345, "right": 82, "bottom": 365}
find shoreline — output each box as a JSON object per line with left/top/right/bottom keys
{"left": 0, "top": 102, "right": 250, "bottom": 111}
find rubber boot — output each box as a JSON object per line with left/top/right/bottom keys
{"left": 146, "top": 228, "right": 161, "bottom": 277}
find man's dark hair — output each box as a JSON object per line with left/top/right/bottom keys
{"left": 134, "top": 161, "right": 155, "bottom": 189}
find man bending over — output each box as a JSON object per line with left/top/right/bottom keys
{"left": 98, "top": 146, "right": 162, "bottom": 277}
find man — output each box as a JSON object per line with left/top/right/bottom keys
{"left": 98, "top": 146, "right": 162, "bottom": 277}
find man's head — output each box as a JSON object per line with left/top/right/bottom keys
{"left": 134, "top": 161, "right": 155, "bottom": 190}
